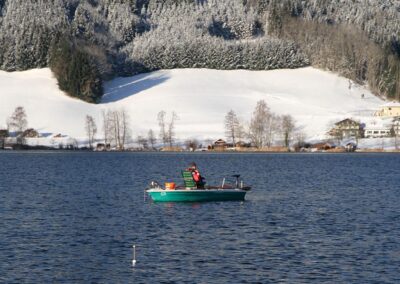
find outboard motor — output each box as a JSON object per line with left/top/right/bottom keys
{"left": 232, "top": 174, "right": 241, "bottom": 188}
{"left": 232, "top": 174, "right": 251, "bottom": 190}
{"left": 149, "top": 181, "right": 161, "bottom": 189}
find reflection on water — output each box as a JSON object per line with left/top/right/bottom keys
{"left": 0, "top": 152, "right": 399, "bottom": 283}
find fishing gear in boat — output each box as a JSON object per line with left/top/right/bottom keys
{"left": 145, "top": 167, "right": 251, "bottom": 202}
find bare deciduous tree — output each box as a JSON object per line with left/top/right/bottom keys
{"left": 157, "top": 111, "right": 167, "bottom": 146}
{"left": 102, "top": 108, "right": 131, "bottom": 150}
{"left": 225, "top": 110, "right": 240, "bottom": 145}
{"left": 248, "top": 100, "right": 270, "bottom": 148}
{"left": 8, "top": 106, "right": 28, "bottom": 145}
{"left": 112, "top": 109, "right": 131, "bottom": 150}
{"left": 158, "top": 111, "right": 179, "bottom": 148}
{"left": 101, "top": 109, "right": 113, "bottom": 146}
{"left": 166, "top": 111, "right": 179, "bottom": 147}
{"left": 85, "top": 115, "right": 97, "bottom": 149}
{"left": 8, "top": 106, "right": 28, "bottom": 134}
{"left": 236, "top": 120, "right": 246, "bottom": 144}
{"left": 265, "top": 114, "right": 279, "bottom": 147}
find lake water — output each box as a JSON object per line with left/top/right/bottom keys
{"left": 0, "top": 152, "right": 399, "bottom": 283}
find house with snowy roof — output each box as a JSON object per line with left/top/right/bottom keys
{"left": 374, "top": 102, "right": 400, "bottom": 117}
{"left": 213, "top": 139, "right": 229, "bottom": 150}
{"left": 329, "top": 118, "right": 363, "bottom": 140}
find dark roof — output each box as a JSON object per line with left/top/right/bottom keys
{"left": 214, "top": 139, "right": 226, "bottom": 145}
{"left": 335, "top": 118, "right": 359, "bottom": 126}
{"left": 0, "top": 129, "right": 9, "bottom": 137}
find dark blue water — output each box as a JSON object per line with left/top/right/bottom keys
{"left": 0, "top": 152, "right": 399, "bottom": 283}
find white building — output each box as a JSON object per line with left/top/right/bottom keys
{"left": 364, "top": 127, "right": 391, "bottom": 138}
{"left": 364, "top": 120, "right": 392, "bottom": 138}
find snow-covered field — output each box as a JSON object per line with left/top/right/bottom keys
{"left": 0, "top": 67, "right": 386, "bottom": 145}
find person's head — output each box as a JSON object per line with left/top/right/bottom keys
{"left": 189, "top": 162, "right": 197, "bottom": 169}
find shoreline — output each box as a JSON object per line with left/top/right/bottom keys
{"left": 1, "top": 148, "right": 399, "bottom": 154}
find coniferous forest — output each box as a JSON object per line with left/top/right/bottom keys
{"left": 0, "top": 0, "right": 399, "bottom": 103}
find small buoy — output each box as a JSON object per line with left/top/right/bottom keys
{"left": 132, "top": 245, "right": 137, "bottom": 266}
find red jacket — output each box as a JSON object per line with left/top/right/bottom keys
{"left": 191, "top": 170, "right": 201, "bottom": 182}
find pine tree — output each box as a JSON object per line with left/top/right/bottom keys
{"left": 49, "top": 35, "right": 103, "bottom": 103}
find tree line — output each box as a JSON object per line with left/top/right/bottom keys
{"left": 0, "top": 0, "right": 399, "bottom": 101}
{"left": 0, "top": 106, "right": 181, "bottom": 150}
{"left": 1, "top": 103, "right": 300, "bottom": 150}
{"left": 86, "top": 101, "right": 299, "bottom": 150}
{"left": 224, "top": 100, "right": 299, "bottom": 149}
{"left": 85, "top": 109, "right": 179, "bottom": 150}
{"left": 264, "top": 2, "right": 400, "bottom": 101}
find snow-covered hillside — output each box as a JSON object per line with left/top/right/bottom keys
{"left": 0, "top": 67, "right": 385, "bottom": 142}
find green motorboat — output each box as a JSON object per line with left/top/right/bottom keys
{"left": 146, "top": 172, "right": 251, "bottom": 202}
{"left": 146, "top": 188, "right": 248, "bottom": 202}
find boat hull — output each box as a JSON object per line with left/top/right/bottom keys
{"left": 146, "top": 189, "right": 247, "bottom": 202}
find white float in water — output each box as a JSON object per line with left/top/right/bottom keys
{"left": 132, "top": 245, "right": 137, "bottom": 266}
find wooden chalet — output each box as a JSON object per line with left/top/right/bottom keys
{"left": 330, "top": 118, "right": 363, "bottom": 140}
{"left": 213, "top": 139, "right": 228, "bottom": 150}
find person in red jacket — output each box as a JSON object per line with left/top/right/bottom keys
{"left": 187, "top": 162, "right": 205, "bottom": 189}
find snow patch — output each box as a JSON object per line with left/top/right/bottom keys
{"left": 0, "top": 67, "right": 386, "bottom": 143}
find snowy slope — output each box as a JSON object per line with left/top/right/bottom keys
{"left": 0, "top": 69, "right": 99, "bottom": 138}
{"left": 0, "top": 67, "right": 385, "bottom": 142}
